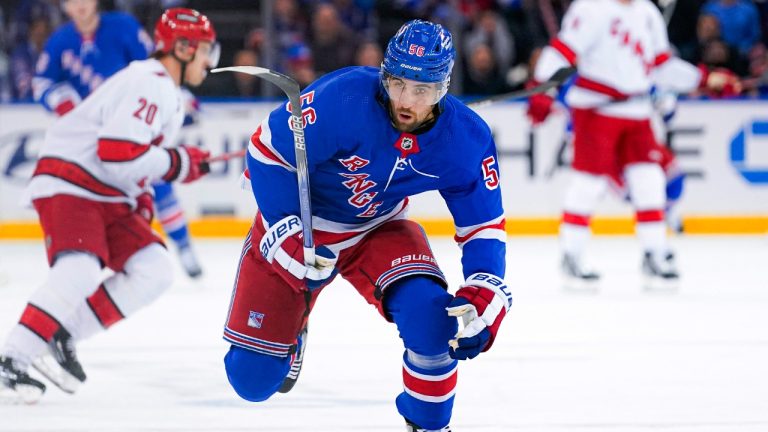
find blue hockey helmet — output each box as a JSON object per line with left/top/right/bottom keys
{"left": 381, "top": 20, "right": 455, "bottom": 105}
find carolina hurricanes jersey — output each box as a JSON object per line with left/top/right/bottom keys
{"left": 246, "top": 66, "right": 506, "bottom": 279}
{"left": 534, "top": 0, "right": 670, "bottom": 118}
{"left": 33, "top": 12, "right": 153, "bottom": 112}
{"left": 26, "top": 59, "right": 184, "bottom": 206}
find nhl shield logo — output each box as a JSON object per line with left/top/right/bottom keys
{"left": 247, "top": 311, "right": 265, "bottom": 328}
{"left": 394, "top": 133, "right": 420, "bottom": 158}
{"left": 401, "top": 137, "right": 413, "bottom": 150}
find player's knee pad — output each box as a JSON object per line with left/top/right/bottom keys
{"left": 224, "top": 345, "right": 290, "bottom": 402}
{"left": 385, "top": 276, "right": 457, "bottom": 356}
{"left": 563, "top": 170, "right": 607, "bottom": 215}
{"left": 625, "top": 163, "right": 665, "bottom": 209}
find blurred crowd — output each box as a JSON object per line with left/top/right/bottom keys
{"left": 2, "top": 0, "right": 768, "bottom": 101}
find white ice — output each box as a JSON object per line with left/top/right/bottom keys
{"left": 1, "top": 235, "right": 767, "bottom": 432}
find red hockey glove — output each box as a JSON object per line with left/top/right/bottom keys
{"left": 164, "top": 146, "right": 211, "bottom": 183}
{"left": 135, "top": 192, "right": 154, "bottom": 223}
{"left": 446, "top": 273, "right": 512, "bottom": 360}
{"left": 526, "top": 80, "right": 555, "bottom": 125}
{"left": 258, "top": 215, "right": 338, "bottom": 293}
{"left": 698, "top": 65, "right": 743, "bottom": 98}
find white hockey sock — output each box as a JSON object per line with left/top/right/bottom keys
{"left": 625, "top": 163, "right": 669, "bottom": 255}
{"left": 2, "top": 253, "right": 102, "bottom": 365}
{"left": 560, "top": 170, "right": 607, "bottom": 257}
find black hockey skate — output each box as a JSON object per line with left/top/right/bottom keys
{"left": 405, "top": 418, "right": 452, "bottom": 432}
{"left": 278, "top": 326, "right": 307, "bottom": 393}
{"left": 32, "top": 327, "right": 86, "bottom": 394}
{"left": 642, "top": 251, "right": 679, "bottom": 290}
{"left": 561, "top": 253, "right": 600, "bottom": 291}
{"left": 0, "top": 355, "right": 46, "bottom": 404}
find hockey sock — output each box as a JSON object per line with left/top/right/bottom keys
{"left": 560, "top": 170, "right": 607, "bottom": 257}
{"left": 2, "top": 253, "right": 102, "bottom": 365}
{"left": 626, "top": 163, "right": 668, "bottom": 255}
{"left": 385, "top": 277, "right": 457, "bottom": 430}
{"left": 396, "top": 350, "right": 457, "bottom": 430}
{"left": 153, "top": 182, "right": 192, "bottom": 249}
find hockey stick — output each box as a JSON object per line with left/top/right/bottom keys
{"left": 211, "top": 66, "right": 315, "bottom": 265}
{"left": 208, "top": 66, "right": 576, "bottom": 162}
{"left": 467, "top": 66, "right": 576, "bottom": 108}
{"left": 207, "top": 149, "right": 246, "bottom": 163}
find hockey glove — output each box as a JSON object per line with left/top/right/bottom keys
{"left": 526, "top": 80, "right": 555, "bottom": 125}
{"left": 135, "top": 192, "right": 154, "bottom": 223}
{"left": 259, "top": 215, "right": 338, "bottom": 293}
{"left": 164, "top": 146, "right": 211, "bottom": 183}
{"left": 446, "top": 273, "right": 512, "bottom": 360}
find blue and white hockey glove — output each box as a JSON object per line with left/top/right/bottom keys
{"left": 259, "top": 215, "right": 338, "bottom": 293}
{"left": 446, "top": 273, "right": 512, "bottom": 360}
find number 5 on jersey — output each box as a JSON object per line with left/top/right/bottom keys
{"left": 482, "top": 156, "right": 499, "bottom": 190}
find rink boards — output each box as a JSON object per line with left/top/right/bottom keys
{"left": 1, "top": 99, "right": 767, "bottom": 237}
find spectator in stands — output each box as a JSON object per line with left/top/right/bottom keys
{"left": 693, "top": 14, "right": 745, "bottom": 77}
{"left": 702, "top": 0, "right": 761, "bottom": 57}
{"left": 285, "top": 41, "right": 316, "bottom": 87}
{"left": 463, "top": 9, "right": 515, "bottom": 76}
{"left": 231, "top": 49, "right": 262, "bottom": 97}
{"left": 196, "top": 48, "right": 263, "bottom": 98}
{"left": 462, "top": 42, "right": 511, "bottom": 95}
{"left": 10, "top": 16, "right": 51, "bottom": 101}
{"left": 309, "top": 3, "right": 358, "bottom": 76}
{"left": 354, "top": 40, "right": 383, "bottom": 67}
{"left": 273, "top": 0, "right": 310, "bottom": 59}
{"left": 666, "top": 0, "right": 704, "bottom": 63}
{"left": 331, "top": 0, "right": 374, "bottom": 37}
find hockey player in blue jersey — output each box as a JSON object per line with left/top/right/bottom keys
{"left": 32, "top": 0, "right": 153, "bottom": 115}
{"left": 223, "top": 20, "right": 511, "bottom": 431}
{"left": 32, "top": 0, "right": 204, "bottom": 278}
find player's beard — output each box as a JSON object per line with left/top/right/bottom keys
{"left": 393, "top": 107, "right": 434, "bottom": 132}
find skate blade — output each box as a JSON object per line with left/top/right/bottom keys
{"left": 0, "top": 383, "right": 44, "bottom": 405}
{"left": 32, "top": 356, "right": 82, "bottom": 394}
{"left": 642, "top": 275, "right": 679, "bottom": 292}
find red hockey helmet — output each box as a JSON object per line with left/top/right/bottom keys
{"left": 154, "top": 8, "right": 218, "bottom": 65}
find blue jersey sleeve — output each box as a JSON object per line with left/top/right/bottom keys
{"left": 440, "top": 130, "right": 506, "bottom": 280}
{"left": 247, "top": 80, "right": 340, "bottom": 226}
{"left": 116, "top": 13, "right": 153, "bottom": 61}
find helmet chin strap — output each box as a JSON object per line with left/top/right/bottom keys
{"left": 172, "top": 44, "right": 197, "bottom": 86}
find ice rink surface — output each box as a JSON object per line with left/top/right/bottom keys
{"left": 0, "top": 235, "right": 766, "bottom": 432}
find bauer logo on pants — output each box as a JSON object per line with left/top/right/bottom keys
{"left": 247, "top": 311, "right": 265, "bottom": 328}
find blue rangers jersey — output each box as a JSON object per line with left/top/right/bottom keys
{"left": 246, "top": 66, "right": 506, "bottom": 279}
{"left": 33, "top": 12, "right": 153, "bottom": 113}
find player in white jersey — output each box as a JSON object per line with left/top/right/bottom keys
{"left": 529, "top": 0, "right": 702, "bottom": 288}
{"left": 0, "top": 8, "right": 218, "bottom": 404}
